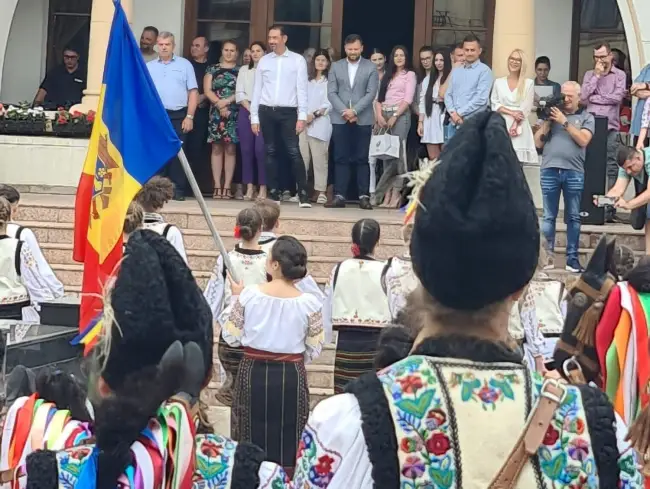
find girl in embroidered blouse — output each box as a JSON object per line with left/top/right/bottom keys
{"left": 374, "top": 45, "right": 417, "bottom": 208}
{"left": 135, "top": 176, "right": 188, "bottom": 263}
{"left": 0, "top": 197, "right": 58, "bottom": 321}
{"left": 203, "top": 207, "right": 267, "bottom": 405}
{"left": 224, "top": 236, "right": 324, "bottom": 475}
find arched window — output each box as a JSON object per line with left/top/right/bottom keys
{"left": 571, "top": 0, "right": 629, "bottom": 83}
{"left": 430, "top": 0, "right": 495, "bottom": 65}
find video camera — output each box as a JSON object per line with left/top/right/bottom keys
{"left": 536, "top": 94, "right": 566, "bottom": 120}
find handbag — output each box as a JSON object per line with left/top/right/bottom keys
{"left": 369, "top": 129, "right": 400, "bottom": 160}
{"left": 631, "top": 170, "right": 648, "bottom": 230}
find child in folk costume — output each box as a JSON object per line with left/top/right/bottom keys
{"left": 0, "top": 230, "right": 289, "bottom": 488}
{"left": 224, "top": 236, "right": 324, "bottom": 474}
{"left": 290, "top": 112, "right": 642, "bottom": 488}
{"left": 381, "top": 222, "right": 420, "bottom": 320}
{"left": 0, "top": 197, "right": 59, "bottom": 321}
{"left": 254, "top": 199, "right": 324, "bottom": 300}
{"left": 135, "top": 176, "right": 187, "bottom": 262}
{"left": 203, "top": 207, "right": 268, "bottom": 405}
{"left": 0, "top": 185, "right": 63, "bottom": 322}
{"left": 323, "top": 218, "right": 391, "bottom": 394}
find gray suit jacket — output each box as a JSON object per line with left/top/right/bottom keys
{"left": 328, "top": 58, "right": 379, "bottom": 126}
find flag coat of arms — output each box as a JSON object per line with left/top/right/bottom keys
{"left": 73, "top": 0, "right": 181, "bottom": 350}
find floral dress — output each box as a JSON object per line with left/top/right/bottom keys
{"left": 206, "top": 64, "right": 239, "bottom": 144}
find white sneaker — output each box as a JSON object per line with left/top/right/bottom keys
{"left": 289, "top": 195, "right": 299, "bottom": 203}
{"left": 316, "top": 194, "right": 327, "bottom": 205}
{"left": 282, "top": 191, "right": 292, "bottom": 202}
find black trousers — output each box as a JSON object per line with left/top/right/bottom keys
{"left": 184, "top": 106, "right": 212, "bottom": 195}
{"left": 258, "top": 105, "right": 308, "bottom": 197}
{"left": 332, "top": 123, "right": 372, "bottom": 199}
{"left": 163, "top": 108, "right": 189, "bottom": 197}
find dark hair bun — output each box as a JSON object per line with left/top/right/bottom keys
{"left": 237, "top": 208, "right": 263, "bottom": 242}
{"left": 239, "top": 225, "right": 255, "bottom": 241}
{"left": 271, "top": 236, "right": 308, "bottom": 280}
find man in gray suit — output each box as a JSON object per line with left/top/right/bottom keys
{"left": 326, "top": 34, "right": 379, "bottom": 209}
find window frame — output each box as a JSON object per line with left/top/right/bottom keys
{"left": 46, "top": 0, "right": 91, "bottom": 72}
{"left": 569, "top": 0, "right": 628, "bottom": 82}
{"left": 426, "top": 0, "right": 495, "bottom": 67}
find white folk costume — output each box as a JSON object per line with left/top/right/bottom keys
{"left": 142, "top": 211, "right": 187, "bottom": 263}
{"left": 323, "top": 256, "right": 391, "bottom": 393}
{"left": 0, "top": 236, "right": 58, "bottom": 321}
{"left": 290, "top": 112, "right": 644, "bottom": 488}
{"left": 381, "top": 254, "right": 420, "bottom": 320}
{"left": 223, "top": 284, "right": 324, "bottom": 474}
{"left": 203, "top": 246, "right": 268, "bottom": 396}
{"left": 0, "top": 230, "right": 290, "bottom": 489}
{"left": 6, "top": 223, "right": 64, "bottom": 322}
{"left": 257, "top": 232, "right": 325, "bottom": 301}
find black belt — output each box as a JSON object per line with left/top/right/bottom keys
{"left": 166, "top": 108, "right": 187, "bottom": 119}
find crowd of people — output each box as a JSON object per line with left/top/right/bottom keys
{"left": 0, "top": 111, "right": 646, "bottom": 488}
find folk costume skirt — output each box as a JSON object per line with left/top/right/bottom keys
{"left": 232, "top": 347, "right": 309, "bottom": 475}
{"left": 333, "top": 326, "right": 382, "bottom": 394}
{"left": 217, "top": 335, "right": 244, "bottom": 406}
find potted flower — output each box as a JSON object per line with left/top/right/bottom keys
{"left": 53, "top": 108, "right": 94, "bottom": 138}
{"left": 0, "top": 103, "right": 46, "bottom": 135}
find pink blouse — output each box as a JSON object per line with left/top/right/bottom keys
{"left": 383, "top": 70, "right": 417, "bottom": 106}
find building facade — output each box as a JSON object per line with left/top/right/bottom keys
{"left": 1, "top": 0, "right": 649, "bottom": 105}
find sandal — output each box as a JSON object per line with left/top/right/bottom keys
{"left": 213, "top": 188, "right": 223, "bottom": 199}
{"left": 223, "top": 189, "right": 233, "bottom": 200}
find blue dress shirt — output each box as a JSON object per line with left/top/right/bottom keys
{"left": 147, "top": 56, "right": 198, "bottom": 111}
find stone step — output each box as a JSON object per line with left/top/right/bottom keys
{"left": 306, "top": 364, "right": 334, "bottom": 390}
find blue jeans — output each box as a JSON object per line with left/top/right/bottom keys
{"left": 540, "top": 168, "right": 584, "bottom": 261}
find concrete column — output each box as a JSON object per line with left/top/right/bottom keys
{"left": 72, "top": 0, "right": 133, "bottom": 113}
{"left": 491, "top": 0, "right": 535, "bottom": 79}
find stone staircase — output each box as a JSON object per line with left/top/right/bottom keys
{"left": 12, "top": 195, "right": 645, "bottom": 434}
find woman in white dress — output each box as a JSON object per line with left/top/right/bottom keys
{"left": 224, "top": 235, "right": 323, "bottom": 475}
{"left": 417, "top": 49, "right": 452, "bottom": 160}
{"left": 490, "top": 48, "right": 537, "bottom": 164}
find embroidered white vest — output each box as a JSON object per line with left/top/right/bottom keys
{"left": 0, "top": 237, "right": 28, "bottom": 306}
{"left": 331, "top": 258, "right": 391, "bottom": 328}
{"left": 379, "top": 356, "right": 601, "bottom": 488}
{"left": 383, "top": 256, "right": 420, "bottom": 319}
{"left": 508, "top": 279, "right": 565, "bottom": 341}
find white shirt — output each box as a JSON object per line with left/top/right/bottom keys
{"left": 347, "top": 59, "right": 360, "bottom": 88}
{"left": 306, "top": 77, "right": 332, "bottom": 142}
{"left": 250, "top": 48, "right": 308, "bottom": 124}
{"left": 235, "top": 65, "right": 256, "bottom": 103}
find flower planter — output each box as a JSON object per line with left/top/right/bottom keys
{"left": 0, "top": 120, "right": 47, "bottom": 136}
{"left": 53, "top": 123, "right": 92, "bottom": 138}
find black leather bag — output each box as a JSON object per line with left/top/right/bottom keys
{"left": 630, "top": 170, "right": 648, "bottom": 230}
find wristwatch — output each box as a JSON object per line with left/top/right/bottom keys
{"left": 562, "top": 120, "right": 569, "bottom": 129}
{"left": 186, "top": 114, "right": 194, "bottom": 120}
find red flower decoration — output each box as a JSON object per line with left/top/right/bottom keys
{"left": 425, "top": 433, "right": 451, "bottom": 456}
{"left": 314, "top": 454, "right": 334, "bottom": 475}
{"left": 200, "top": 440, "right": 222, "bottom": 458}
{"left": 400, "top": 437, "right": 420, "bottom": 453}
{"left": 397, "top": 375, "right": 424, "bottom": 394}
{"left": 543, "top": 426, "right": 560, "bottom": 446}
{"left": 234, "top": 225, "right": 241, "bottom": 238}
{"left": 86, "top": 111, "right": 95, "bottom": 123}
{"left": 351, "top": 243, "right": 361, "bottom": 257}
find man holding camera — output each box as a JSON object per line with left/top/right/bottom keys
{"left": 604, "top": 146, "right": 650, "bottom": 253}
{"left": 534, "top": 81, "right": 595, "bottom": 273}
{"left": 581, "top": 42, "right": 627, "bottom": 221}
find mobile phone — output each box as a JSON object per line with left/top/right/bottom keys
{"left": 593, "top": 195, "right": 617, "bottom": 207}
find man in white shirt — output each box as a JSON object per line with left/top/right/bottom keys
{"left": 250, "top": 25, "right": 311, "bottom": 208}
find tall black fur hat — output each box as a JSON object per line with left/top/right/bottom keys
{"left": 410, "top": 112, "right": 540, "bottom": 310}
{"left": 101, "top": 230, "right": 213, "bottom": 389}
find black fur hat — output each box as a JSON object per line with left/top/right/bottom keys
{"left": 410, "top": 112, "right": 539, "bottom": 311}
{"left": 101, "top": 230, "right": 213, "bottom": 389}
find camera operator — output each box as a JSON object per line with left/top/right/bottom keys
{"left": 604, "top": 146, "right": 650, "bottom": 253}
{"left": 534, "top": 81, "right": 595, "bottom": 273}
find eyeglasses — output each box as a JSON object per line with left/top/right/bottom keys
{"left": 508, "top": 57, "right": 522, "bottom": 63}
{"left": 63, "top": 55, "right": 78, "bottom": 60}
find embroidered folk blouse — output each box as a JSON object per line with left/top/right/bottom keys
{"left": 223, "top": 284, "right": 324, "bottom": 363}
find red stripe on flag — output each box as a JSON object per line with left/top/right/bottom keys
{"left": 73, "top": 172, "right": 93, "bottom": 263}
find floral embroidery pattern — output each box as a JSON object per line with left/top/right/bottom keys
{"left": 530, "top": 375, "right": 600, "bottom": 487}
{"left": 618, "top": 449, "right": 644, "bottom": 488}
{"left": 194, "top": 434, "right": 236, "bottom": 486}
{"left": 448, "top": 372, "right": 519, "bottom": 410}
{"left": 293, "top": 424, "right": 343, "bottom": 488}
{"left": 379, "top": 356, "right": 456, "bottom": 489}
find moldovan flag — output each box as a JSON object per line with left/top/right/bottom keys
{"left": 72, "top": 0, "right": 181, "bottom": 352}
